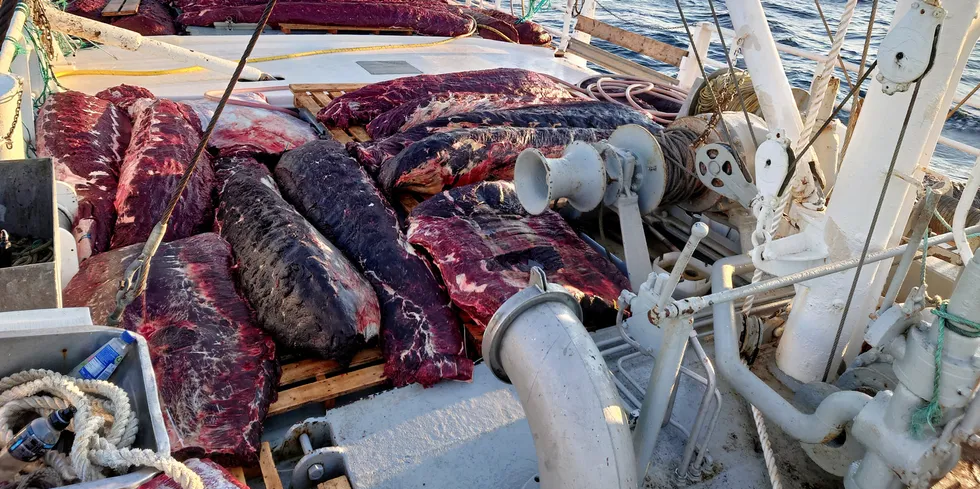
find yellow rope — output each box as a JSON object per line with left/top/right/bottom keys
{"left": 476, "top": 23, "right": 518, "bottom": 44}
{"left": 54, "top": 23, "right": 477, "bottom": 78}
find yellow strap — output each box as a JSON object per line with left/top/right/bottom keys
{"left": 54, "top": 23, "right": 477, "bottom": 79}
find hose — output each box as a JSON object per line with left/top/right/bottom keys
{"left": 0, "top": 369, "right": 202, "bottom": 489}
{"left": 54, "top": 19, "right": 478, "bottom": 79}
{"left": 578, "top": 74, "right": 688, "bottom": 125}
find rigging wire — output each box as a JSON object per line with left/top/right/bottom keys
{"left": 820, "top": 73, "right": 927, "bottom": 382}
{"left": 106, "top": 0, "right": 280, "bottom": 325}
{"left": 670, "top": 0, "right": 737, "bottom": 148}
{"left": 705, "top": 0, "right": 759, "bottom": 149}
{"left": 840, "top": 0, "right": 879, "bottom": 161}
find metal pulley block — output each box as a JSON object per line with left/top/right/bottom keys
{"left": 875, "top": 1, "right": 945, "bottom": 95}
{"left": 694, "top": 143, "right": 758, "bottom": 208}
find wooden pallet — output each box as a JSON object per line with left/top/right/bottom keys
{"left": 224, "top": 349, "right": 386, "bottom": 485}
{"left": 291, "top": 83, "right": 372, "bottom": 144}
{"left": 280, "top": 23, "right": 413, "bottom": 36}
{"left": 101, "top": 0, "right": 141, "bottom": 17}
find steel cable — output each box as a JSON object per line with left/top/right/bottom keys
{"left": 107, "top": 0, "right": 280, "bottom": 325}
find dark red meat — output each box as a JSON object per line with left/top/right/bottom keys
{"left": 110, "top": 0, "right": 176, "bottom": 35}
{"left": 177, "top": 2, "right": 474, "bottom": 37}
{"left": 357, "top": 101, "right": 660, "bottom": 170}
{"left": 364, "top": 91, "right": 568, "bottom": 140}
{"left": 462, "top": 8, "right": 519, "bottom": 43}
{"left": 215, "top": 156, "right": 381, "bottom": 362}
{"left": 63, "top": 233, "right": 279, "bottom": 466}
{"left": 318, "top": 68, "right": 572, "bottom": 128}
{"left": 181, "top": 98, "right": 316, "bottom": 156}
{"left": 275, "top": 141, "right": 473, "bottom": 387}
{"left": 140, "top": 459, "right": 247, "bottom": 489}
{"left": 112, "top": 98, "right": 214, "bottom": 249}
{"left": 482, "top": 9, "right": 551, "bottom": 45}
{"left": 35, "top": 91, "right": 132, "bottom": 262}
{"left": 95, "top": 84, "right": 156, "bottom": 111}
{"left": 377, "top": 127, "right": 611, "bottom": 201}
{"left": 407, "top": 182, "right": 629, "bottom": 346}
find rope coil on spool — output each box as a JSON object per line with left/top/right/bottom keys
{"left": 657, "top": 127, "right": 708, "bottom": 206}
{"left": 0, "top": 369, "right": 202, "bottom": 489}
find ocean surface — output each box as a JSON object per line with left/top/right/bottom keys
{"left": 527, "top": 0, "right": 979, "bottom": 180}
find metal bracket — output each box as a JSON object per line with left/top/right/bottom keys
{"left": 875, "top": 1, "right": 945, "bottom": 95}
{"left": 695, "top": 143, "right": 758, "bottom": 208}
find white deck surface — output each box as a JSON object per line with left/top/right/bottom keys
{"left": 57, "top": 35, "right": 594, "bottom": 105}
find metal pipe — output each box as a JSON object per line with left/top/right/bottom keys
{"left": 711, "top": 254, "right": 871, "bottom": 444}
{"left": 656, "top": 223, "right": 710, "bottom": 311}
{"left": 44, "top": 7, "right": 267, "bottom": 81}
{"left": 484, "top": 271, "right": 637, "bottom": 489}
{"left": 953, "top": 155, "right": 980, "bottom": 264}
{"left": 633, "top": 313, "right": 695, "bottom": 481}
{"left": 677, "top": 333, "right": 717, "bottom": 478}
{"left": 663, "top": 224, "right": 980, "bottom": 319}
{"left": 880, "top": 189, "right": 939, "bottom": 311}
{"left": 0, "top": 1, "right": 27, "bottom": 74}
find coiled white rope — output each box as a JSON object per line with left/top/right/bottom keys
{"left": 789, "top": 0, "right": 859, "bottom": 200}
{"left": 751, "top": 403, "right": 784, "bottom": 489}
{"left": 0, "top": 369, "right": 202, "bottom": 489}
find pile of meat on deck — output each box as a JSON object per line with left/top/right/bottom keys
{"left": 41, "top": 67, "right": 650, "bottom": 472}
{"left": 65, "top": 0, "right": 551, "bottom": 45}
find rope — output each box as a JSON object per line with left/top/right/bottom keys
{"left": 476, "top": 23, "right": 518, "bottom": 43}
{"left": 791, "top": 0, "right": 858, "bottom": 197}
{"left": 578, "top": 74, "right": 688, "bottom": 124}
{"left": 909, "top": 301, "right": 980, "bottom": 437}
{"left": 55, "top": 22, "right": 477, "bottom": 79}
{"left": 517, "top": 0, "right": 549, "bottom": 22}
{"left": 812, "top": 0, "right": 855, "bottom": 93}
{"left": 658, "top": 126, "right": 709, "bottom": 205}
{"left": 0, "top": 369, "right": 202, "bottom": 489}
{"left": 0, "top": 232, "right": 53, "bottom": 267}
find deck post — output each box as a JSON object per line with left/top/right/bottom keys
{"left": 776, "top": 0, "right": 980, "bottom": 383}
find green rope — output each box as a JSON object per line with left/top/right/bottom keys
{"left": 909, "top": 301, "right": 980, "bottom": 437}
{"left": 518, "top": 0, "right": 550, "bottom": 22}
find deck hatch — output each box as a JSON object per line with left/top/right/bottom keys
{"left": 355, "top": 60, "right": 422, "bottom": 75}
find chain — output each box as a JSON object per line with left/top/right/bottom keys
{"left": 29, "top": 0, "right": 55, "bottom": 59}
{"left": 3, "top": 77, "right": 24, "bottom": 150}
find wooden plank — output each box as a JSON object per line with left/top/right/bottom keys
{"left": 259, "top": 442, "right": 284, "bottom": 489}
{"left": 293, "top": 93, "right": 322, "bottom": 115}
{"left": 100, "top": 0, "right": 125, "bottom": 15}
{"left": 280, "top": 348, "right": 383, "bottom": 385}
{"left": 318, "top": 475, "right": 353, "bottom": 489}
{"left": 311, "top": 91, "right": 334, "bottom": 108}
{"left": 268, "top": 364, "right": 387, "bottom": 416}
{"left": 565, "top": 38, "right": 678, "bottom": 85}
{"left": 348, "top": 126, "right": 371, "bottom": 142}
{"left": 227, "top": 466, "right": 246, "bottom": 484}
{"left": 575, "top": 16, "right": 686, "bottom": 67}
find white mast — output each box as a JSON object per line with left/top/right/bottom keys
{"left": 776, "top": 0, "right": 980, "bottom": 383}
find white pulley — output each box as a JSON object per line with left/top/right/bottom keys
{"left": 875, "top": 1, "right": 945, "bottom": 94}
{"left": 694, "top": 143, "right": 757, "bottom": 208}
{"left": 754, "top": 132, "right": 792, "bottom": 199}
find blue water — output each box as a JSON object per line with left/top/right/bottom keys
{"left": 529, "top": 0, "right": 979, "bottom": 180}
